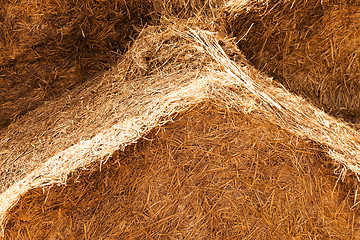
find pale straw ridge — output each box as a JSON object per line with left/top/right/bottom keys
{"left": 185, "top": 29, "right": 360, "bottom": 175}
{"left": 0, "top": 23, "right": 219, "bottom": 233}
{"left": 0, "top": 75, "right": 209, "bottom": 233}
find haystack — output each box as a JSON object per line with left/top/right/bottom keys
{"left": 2, "top": 0, "right": 360, "bottom": 238}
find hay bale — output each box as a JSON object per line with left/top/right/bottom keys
{"left": 4, "top": 101, "right": 360, "bottom": 239}
{"left": 227, "top": 0, "right": 360, "bottom": 122}
{"left": 2, "top": 11, "right": 360, "bottom": 238}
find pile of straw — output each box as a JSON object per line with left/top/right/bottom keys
{"left": 2, "top": 0, "right": 360, "bottom": 238}
{"left": 227, "top": 0, "right": 360, "bottom": 122}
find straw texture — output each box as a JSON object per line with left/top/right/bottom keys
{"left": 2, "top": 0, "right": 360, "bottom": 237}
{"left": 227, "top": 0, "right": 360, "bottom": 122}
{"left": 4, "top": 102, "right": 359, "bottom": 239}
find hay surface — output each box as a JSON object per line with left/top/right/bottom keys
{"left": 4, "top": 102, "right": 360, "bottom": 239}
{"left": 4, "top": 0, "right": 360, "bottom": 238}
{"left": 0, "top": 20, "right": 238, "bottom": 230}
{"left": 0, "top": 20, "right": 234, "bottom": 194}
{"left": 3, "top": 16, "right": 360, "bottom": 235}
{"left": 227, "top": 0, "right": 360, "bottom": 122}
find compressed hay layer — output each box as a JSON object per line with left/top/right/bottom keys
{"left": 3, "top": 18, "right": 360, "bottom": 235}
{"left": 227, "top": 0, "right": 360, "bottom": 122}
{"left": 4, "top": 102, "right": 360, "bottom": 239}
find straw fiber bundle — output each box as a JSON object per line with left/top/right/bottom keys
{"left": 227, "top": 0, "right": 360, "bottom": 123}
{"left": 2, "top": 3, "right": 360, "bottom": 238}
